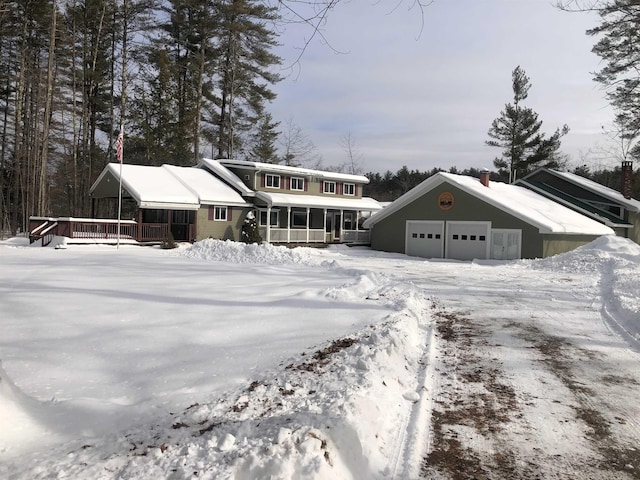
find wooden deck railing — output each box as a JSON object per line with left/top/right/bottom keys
{"left": 140, "top": 223, "right": 169, "bottom": 241}
{"left": 29, "top": 217, "right": 174, "bottom": 244}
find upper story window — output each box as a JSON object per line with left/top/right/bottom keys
{"left": 265, "top": 174, "right": 281, "bottom": 189}
{"left": 343, "top": 183, "right": 355, "bottom": 196}
{"left": 290, "top": 177, "right": 305, "bottom": 191}
{"left": 323, "top": 181, "right": 336, "bottom": 194}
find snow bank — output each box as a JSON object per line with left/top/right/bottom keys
{"left": 179, "top": 288, "right": 432, "bottom": 480}
{"left": 178, "top": 239, "right": 336, "bottom": 267}
{"left": 527, "top": 235, "right": 640, "bottom": 345}
{"left": 0, "top": 236, "right": 30, "bottom": 247}
{"left": 0, "top": 362, "right": 50, "bottom": 456}
{"left": 2, "top": 281, "right": 435, "bottom": 480}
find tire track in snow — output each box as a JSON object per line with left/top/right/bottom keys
{"left": 598, "top": 257, "right": 640, "bottom": 354}
{"left": 389, "top": 323, "right": 437, "bottom": 480}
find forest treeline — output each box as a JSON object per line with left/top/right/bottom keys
{"left": 363, "top": 165, "right": 640, "bottom": 203}
{"left": 0, "top": 0, "right": 283, "bottom": 235}
{"left": 1, "top": 1, "right": 639, "bottom": 237}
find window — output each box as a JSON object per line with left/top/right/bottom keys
{"left": 323, "top": 181, "right": 336, "bottom": 194}
{"left": 143, "top": 209, "right": 166, "bottom": 223}
{"left": 259, "top": 210, "right": 279, "bottom": 226}
{"left": 343, "top": 183, "right": 355, "bottom": 196}
{"left": 344, "top": 212, "right": 354, "bottom": 230}
{"left": 213, "top": 206, "right": 227, "bottom": 221}
{"left": 265, "top": 174, "right": 280, "bottom": 189}
{"left": 291, "top": 177, "right": 305, "bottom": 191}
{"left": 292, "top": 211, "right": 307, "bottom": 227}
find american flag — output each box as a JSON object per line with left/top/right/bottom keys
{"left": 116, "top": 127, "right": 123, "bottom": 163}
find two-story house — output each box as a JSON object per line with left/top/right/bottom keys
{"left": 199, "top": 158, "right": 383, "bottom": 244}
{"left": 51, "top": 158, "right": 382, "bottom": 246}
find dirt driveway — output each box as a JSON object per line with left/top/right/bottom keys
{"left": 422, "top": 303, "right": 640, "bottom": 479}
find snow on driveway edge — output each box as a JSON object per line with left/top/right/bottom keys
{"left": 2, "top": 281, "right": 438, "bottom": 480}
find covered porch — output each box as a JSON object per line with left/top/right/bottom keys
{"left": 255, "top": 192, "right": 382, "bottom": 245}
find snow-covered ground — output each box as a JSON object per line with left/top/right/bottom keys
{"left": 1, "top": 236, "right": 639, "bottom": 479}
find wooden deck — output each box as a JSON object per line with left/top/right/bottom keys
{"left": 29, "top": 217, "right": 176, "bottom": 246}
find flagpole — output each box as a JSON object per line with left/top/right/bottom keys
{"left": 116, "top": 124, "right": 124, "bottom": 249}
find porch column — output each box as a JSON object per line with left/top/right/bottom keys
{"left": 137, "top": 209, "right": 143, "bottom": 241}
{"left": 323, "top": 208, "right": 327, "bottom": 243}
{"left": 266, "top": 206, "right": 271, "bottom": 243}
{"left": 306, "top": 207, "right": 310, "bottom": 243}
{"left": 167, "top": 210, "right": 172, "bottom": 240}
{"left": 287, "top": 206, "right": 291, "bottom": 243}
{"left": 192, "top": 208, "right": 198, "bottom": 242}
{"left": 339, "top": 209, "right": 344, "bottom": 242}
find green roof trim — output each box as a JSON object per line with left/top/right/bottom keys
{"left": 520, "top": 180, "right": 632, "bottom": 227}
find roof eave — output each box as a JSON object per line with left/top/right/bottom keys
{"left": 139, "top": 201, "right": 200, "bottom": 210}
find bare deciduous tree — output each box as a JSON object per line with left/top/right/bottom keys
{"left": 339, "top": 131, "right": 363, "bottom": 175}
{"left": 278, "top": 117, "right": 322, "bottom": 167}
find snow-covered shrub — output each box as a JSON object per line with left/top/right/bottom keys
{"left": 241, "top": 211, "right": 262, "bottom": 244}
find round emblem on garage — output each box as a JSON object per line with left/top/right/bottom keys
{"left": 438, "top": 191, "right": 454, "bottom": 210}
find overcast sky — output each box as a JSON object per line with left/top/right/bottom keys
{"left": 268, "top": 0, "right": 615, "bottom": 175}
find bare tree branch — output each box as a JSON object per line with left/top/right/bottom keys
{"left": 271, "top": 0, "right": 433, "bottom": 75}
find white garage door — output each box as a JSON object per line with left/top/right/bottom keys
{"left": 446, "top": 222, "right": 490, "bottom": 260}
{"left": 491, "top": 229, "right": 522, "bottom": 260}
{"left": 406, "top": 221, "right": 444, "bottom": 258}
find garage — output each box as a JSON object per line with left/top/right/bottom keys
{"left": 364, "top": 172, "right": 614, "bottom": 260}
{"left": 445, "top": 221, "right": 491, "bottom": 260}
{"left": 406, "top": 220, "right": 444, "bottom": 258}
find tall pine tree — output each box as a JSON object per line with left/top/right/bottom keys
{"left": 587, "top": 1, "right": 640, "bottom": 160}
{"left": 212, "top": 0, "right": 281, "bottom": 159}
{"left": 486, "top": 66, "right": 569, "bottom": 182}
{"left": 248, "top": 112, "right": 280, "bottom": 163}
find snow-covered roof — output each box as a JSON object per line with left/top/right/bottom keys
{"left": 218, "top": 159, "right": 370, "bottom": 184}
{"left": 363, "top": 172, "right": 615, "bottom": 236}
{"left": 163, "top": 165, "right": 248, "bottom": 206}
{"left": 256, "top": 191, "right": 383, "bottom": 211}
{"left": 90, "top": 163, "right": 248, "bottom": 209}
{"left": 538, "top": 169, "right": 640, "bottom": 213}
{"left": 198, "top": 158, "right": 255, "bottom": 197}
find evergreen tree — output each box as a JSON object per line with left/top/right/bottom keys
{"left": 486, "top": 66, "right": 569, "bottom": 182}
{"left": 587, "top": 1, "right": 640, "bottom": 160}
{"left": 213, "top": 0, "right": 282, "bottom": 159}
{"left": 248, "top": 112, "right": 280, "bottom": 163}
{"left": 241, "top": 211, "right": 262, "bottom": 244}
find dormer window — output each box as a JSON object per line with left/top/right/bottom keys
{"left": 343, "top": 183, "right": 355, "bottom": 196}
{"left": 323, "top": 181, "right": 336, "bottom": 194}
{"left": 265, "top": 174, "right": 280, "bottom": 189}
{"left": 291, "top": 177, "right": 305, "bottom": 191}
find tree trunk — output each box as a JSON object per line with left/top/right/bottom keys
{"left": 38, "top": 0, "right": 57, "bottom": 215}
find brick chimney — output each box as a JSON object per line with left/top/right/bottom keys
{"left": 480, "top": 169, "right": 490, "bottom": 187}
{"left": 621, "top": 161, "right": 633, "bottom": 199}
